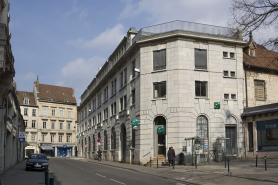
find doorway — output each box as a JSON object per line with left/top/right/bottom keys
{"left": 121, "top": 124, "right": 126, "bottom": 162}
{"left": 154, "top": 116, "right": 166, "bottom": 156}
{"left": 225, "top": 126, "right": 237, "bottom": 155}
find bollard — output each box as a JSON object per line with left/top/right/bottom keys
{"left": 228, "top": 157, "right": 230, "bottom": 173}
{"left": 150, "top": 157, "right": 151, "bottom": 168}
{"left": 256, "top": 154, "right": 257, "bottom": 167}
{"left": 265, "top": 156, "right": 267, "bottom": 171}
{"left": 49, "top": 178, "right": 54, "bottom": 185}
{"left": 157, "top": 157, "right": 158, "bottom": 168}
{"left": 225, "top": 155, "right": 226, "bottom": 168}
{"left": 45, "top": 169, "right": 49, "bottom": 185}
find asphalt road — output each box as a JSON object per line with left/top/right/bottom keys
{"left": 49, "top": 158, "right": 180, "bottom": 185}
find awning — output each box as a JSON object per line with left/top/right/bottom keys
{"left": 40, "top": 146, "right": 54, "bottom": 150}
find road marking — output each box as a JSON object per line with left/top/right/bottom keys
{"left": 96, "top": 173, "right": 106, "bottom": 178}
{"left": 110, "top": 179, "right": 126, "bottom": 185}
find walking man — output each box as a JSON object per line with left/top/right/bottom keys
{"left": 97, "top": 149, "right": 102, "bottom": 161}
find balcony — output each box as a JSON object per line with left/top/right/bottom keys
{"left": 132, "top": 20, "right": 241, "bottom": 44}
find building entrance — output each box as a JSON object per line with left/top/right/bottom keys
{"left": 121, "top": 124, "right": 126, "bottom": 162}
{"left": 225, "top": 126, "right": 237, "bottom": 155}
{"left": 154, "top": 116, "right": 166, "bottom": 156}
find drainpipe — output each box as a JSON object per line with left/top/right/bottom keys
{"left": 245, "top": 68, "right": 249, "bottom": 108}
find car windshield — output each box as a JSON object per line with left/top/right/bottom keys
{"left": 30, "top": 154, "right": 47, "bottom": 159}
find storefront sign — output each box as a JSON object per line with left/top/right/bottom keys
{"left": 18, "top": 138, "right": 25, "bottom": 142}
{"left": 132, "top": 119, "right": 139, "bottom": 126}
{"left": 214, "top": 102, "right": 220, "bottom": 109}
{"left": 157, "top": 126, "right": 165, "bottom": 134}
{"left": 257, "top": 120, "right": 278, "bottom": 130}
{"left": 63, "top": 145, "right": 67, "bottom": 148}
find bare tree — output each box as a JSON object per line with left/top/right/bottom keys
{"left": 229, "top": 0, "right": 278, "bottom": 50}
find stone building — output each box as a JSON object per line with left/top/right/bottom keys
{"left": 16, "top": 78, "right": 78, "bottom": 157}
{"left": 241, "top": 33, "right": 278, "bottom": 158}
{"left": 0, "top": 0, "right": 25, "bottom": 174}
{"left": 78, "top": 20, "right": 247, "bottom": 165}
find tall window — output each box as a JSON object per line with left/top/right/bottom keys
{"left": 195, "top": 49, "right": 207, "bottom": 69}
{"left": 59, "top": 135, "right": 63, "bottom": 142}
{"left": 51, "top": 121, "right": 55, "bottom": 129}
{"left": 68, "top": 110, "right": 72, "bottom": 118}
{"left": 43, "top": 108, "right": 47, "bottom": 116}
{"left": 67, "top": 122, "right": 71, "bottom": 130}
{"left": 32, "top": 109, "right": 36, "bottom": 116}
{"left": 24, "top": 108, "right": 28, "bottom": 116}
{"left": 24, "top": 120, "right": 28, "bottom": 127}
{"left": 93, "top": 116, "right": 96, "bottom": 125}
{"left": 60, "top": 109, "right": 64, "bottom": 117}
{"left": 153, "top": 49, "right": 166, "bottom": 71}
{"left": 59, "top": 122, "right": 63, "bottom": 130}
{"left": 111, "top": 128, "right": 116, "bottom": 150}
{"left": 97, "top": 113, "right": 102, "bottom": 123}
{"left": 104, "top": 86, "right": 108, "bottom": 101}
{"left": 98, "top": 93, "right": 102, "bottom": 107}
{"left": 93, "top": 98, "right": 96, "bottom": 110}
{"left": 132, "top": 129, "right": 135, "bottom": 148}
{"left": 93, "top": 135, "right": 96, "bottom": 151}
{"left": 124, "top": 68, "right": 127, "bottom": 86}
{"left": 43, "top": 121, "right": 47, "bottom": 129}
{"left": 248, "top": 122, "right": 253, "bottom": 151}
{"left": 195, "top": 81, "right": 207, "bottom": 97}
{"left": 111, "top": 78, "right": 117, "bottom": 96}
{"left": 23, "top": 98, "right": 29, "bottom": 105}
{"left": 120, "top": 72, "right": 124, "bottom": 88}
{"left": 111, "top": 102, "right": 116, "bottom": 116}
{"left": 254, "top": 80, "right": 265, "bottom": 100}
{"left": 104, "top": 108, "right": 108, "bottom": 119}
{"left": 153, "top": 82, "right": 166, "bottom": 98}
{"left": 52, "top": 109, "right": 55, "bottom": 116}
{"left": 51, "top": 134, "right": 55, "bottom": 142}
{"left": 132, "top": 89, "right": 135, "bottom": 105}
{"left": 196, "top": 116, "right": 208, "bottom": 138}
{"left": 132, "top": 60, "right": 136, "bottom": 79}
{"left": 120, "top": 97, "right": 124, "bottom": 111}
{"left": 67, "top": 135, "right": 71, "bottom": 143}
{"left": 42, "top": 134, "right": 46, "bottom": 142}
{"left": 104, "top": 130, "right": 108, "bottom": 150}
{"left": 32, "top": 120, "right": 36, "bottom": 128}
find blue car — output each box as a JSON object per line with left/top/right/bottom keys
{"left": 26, "top": 154, "right": 49, "bottom": 171}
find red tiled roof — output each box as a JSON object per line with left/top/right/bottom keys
{"left": 16, "top": 91, "right": 37, "bottom": 106}
{"left": 243, "top": 45, "right": 278, "bottom": 71}
{"left": 38, "top": 84, "right": 76, "bottom": 104}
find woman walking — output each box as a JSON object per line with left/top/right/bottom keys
{"left": 167, "top": 146, "right": 175, "bottom": 168}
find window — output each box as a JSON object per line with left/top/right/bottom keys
{"left": 24, "top": 120, "right": 28, "bottom": 127}
{"left": 43, "top": 121, "right": 47, "bottom": 129}
{"left": 120, "top": 72, "right": 123, "bottom": 88}
{"left": 104, "top": 131, "right": 108, "bottom": 150}
{"left": 132, "top": 60, "right": 136, "bottom": 79}
{"left": 67, "top": 122, "right": 71, "bottom": 130}
{"left": 104, "top": 108, "right": 108, "bottom": 119}
{"left": 42, "top": 134, "right": 46, "bottom": 142}
{"left": 230, "top": 52, "right": 235, "bottom": 58}
{"left": 51, "top": 121, "right": 55, "bottom": 130}
{"left": 153, "top": 82, "right": 166, "bottom": 98}
{"left": 196, "top": 116, "right": 208, "bottom": 138}
{"left": 120, "top": 97, "right": 123, "bottom": 111}
{"left": 85, "top": 108, "right": 87, "bottom": 118}
{"left": 132, "top": 129, "right": 135, "bottom": 148}
{"left": 223, "top": 52, "right": 228, "bottom": 58}
{"left": 231, "top": 94, "right": 236, "bottom": 100}
{"left": 32, "top": 120, "right": 36, "bottom": 128}
{"left": 31, "top": 134, "right": 35, "bottom": 141}
{"left": 59, "top": 122, "right": 63, "bottom": 130}
{"left": 250, "top": 49, "right": 255, "bottom": 57}
{"left": 51, "top": 109, "right": 55, "bottom": 116}
{"left": 60, "top": 109, "right": 64, "bottom": 117}
{"left": 104, "top": 86, "right": 108, "bottom": 101}
{"left": 68, "top": 110, "right": 72, "bottom": 118}
{"left": 43, "top": 108, "right": 47, "bottom": 116}
{"left": 32, "top": 109, "right": 36, "bottom": 116}
{"left": 93, "top": 116, "right": 96, "bottom": 126}
{"left": 230, "top": 71, "right": 235, "bottom": 77}
{"left": 153, "top": 49, "right": 166, "bottom": 71}
{"left": 93, "top": 98, "right": 96, "bottom": 110}
{"left": 224, "top": 94, "right": 229, "bottom": 99}
{"left": 51, "top": 134, "right": 55, "bottom": 143}
{"left": 24, "top": 108, "right": 28, "bottom": 116}
{"left": 124, "top": 68, "right": 127, "bottom": 85}
{"left": 89, "top": 119, "right": 92, "bottom": 128}
{"left": 132, "top": 89, "right": 135, "bottom": 105}
{"left": 254, "top": 80, "right": 265, "bottom": 100}
{"left": 67, "top": 135, "right": 71, "bottom": 143}
{"left": 195, "top": 81, "right": 207, "bottom": 97}
{"left": 248, "top": 122, "right": 253, "bottom": 151}
{"left": 111, "top": 127, "right": 116, "bottom": 150}
{"left": 23, "top": 98, "right": 29, "bottom": 105}
{"left": 111, "top": 102, "right": 116, "bottom": 116}
{"left": 97, "top": 113, "right": 102, "bottom": 123}
{"left": 223, "top": 71, "right": 229, "bottom": 76}
{"left": 195, "top": 49, "right": 207, "bottom": 69}
{"left": 111, "top": 78, "right": 117, "bottom": 96}
{"left": 98, "top": 93, "right": 102, "bottom": 107}
{"left": 59, "top": 135, "right": 63, "bottom": 142}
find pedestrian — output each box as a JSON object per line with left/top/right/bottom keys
{"left": 97, "top": 149, "right": 102, "bottom": 161}
{"left": 171, "top": 146, "right": 176, "bottom": 167}
{"left": 167, "top": 147, "right": 174, "bottom": 167}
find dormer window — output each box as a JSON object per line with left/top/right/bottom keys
{"left": 47, "top": 90, "right": 50, "bottom": 93}
{"left": 63, "top": 93, "right": 66, "bottom": 95}
{"left": 250, "top": 49, "right": 255, "bottom": 57}
{"left": 23, "top": 98, "right": 29, "bottom": 105}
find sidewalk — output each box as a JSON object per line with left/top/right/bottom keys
{"left": 77, "top": 157, "right": 278, "bottom": 185}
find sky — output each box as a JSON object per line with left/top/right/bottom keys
{"left": 9, "top": 0, "right": 275, "bottom": 105}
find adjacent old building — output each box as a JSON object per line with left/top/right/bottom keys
{"left": 78, "top": 20, "right": 247, "bottom": 165}
{"left": 0, "top": 0, "right": 25, "bottom": 174}
{"left": 241, "top": 33, "right": 278, "bottom": 158}
{"left": 17, "top": 78, "right": 78, "bottom": 157}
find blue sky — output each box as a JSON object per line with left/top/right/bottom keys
{"left": 9, "top": 0, "right": 274, "bottom": 104}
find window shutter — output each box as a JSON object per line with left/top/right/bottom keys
{"left": 254, "top": 80, "right": 265, "bottom": 100}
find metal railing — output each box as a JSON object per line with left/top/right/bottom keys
{"left": 132, "top": 20, "right": 240, "bottom": 44}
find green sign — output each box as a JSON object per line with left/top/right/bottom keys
{"left": 157, "top": 126, "right": 165, "bottom": 134}
{"left": 214, "top": 102, "right": 220, "bottom": 109}
{"left": 76, "top": 135, "right": 79, "bottom": 139}
{"left": 132, "top": 119, "right": 139, "bottom": 126}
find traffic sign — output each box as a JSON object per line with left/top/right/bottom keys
{"left": 19, "top": 132, "right": 25, "bottom": 138}
{"left": 97, "top": 138, "right": 101, "bottom": 143}
{"left": 19, "top": 138, "right": 25, "bottom": 142}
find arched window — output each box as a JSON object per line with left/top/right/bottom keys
{"left": 111, "top": 127, "right": 116, "bottom": 150}
{"left": 196, "top": 116, "right": 208, "bottom": 138}
{"left": 104, "top": 130, "right": 108, "bottom": 150}
{"left": 93, "top": 135, "right": 95, "bottom": 151}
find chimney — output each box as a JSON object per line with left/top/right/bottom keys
{"left": 35, "top": 75, "right": 39, "bottom": 92}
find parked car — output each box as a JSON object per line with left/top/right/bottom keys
{"left": 26, "top": 154, "right": 49, "bottom": 171}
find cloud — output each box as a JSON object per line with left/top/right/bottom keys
{"left": 67, "top": 24, "right": 125, "bottom": 51}
{"left": 64, "top": 0, "right": 89, "bottom": 20}
{"left": 57, "top": 56, "right": 106, "bottom": 102}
